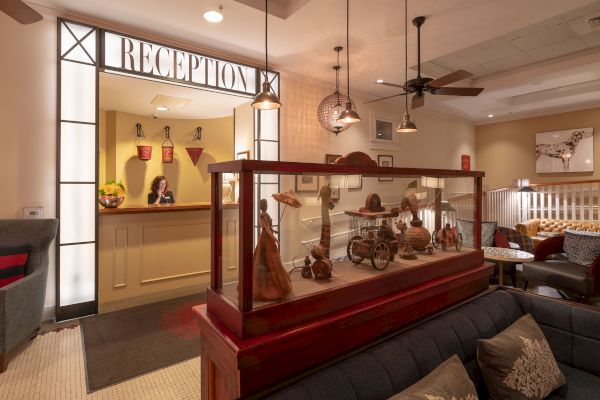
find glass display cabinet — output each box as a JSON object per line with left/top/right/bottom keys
{"left": 207, "top": 158, "right": 486, "bottom": 338}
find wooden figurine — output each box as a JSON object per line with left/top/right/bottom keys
{"left": 310, "top": 184, "right": 335, "bottom": 280}
{"left": 253, "top": 199, "right": 292, "bottom": 301}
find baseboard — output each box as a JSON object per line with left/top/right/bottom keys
{"left": 99, "top": 285, "right": 205, "bottom": 314}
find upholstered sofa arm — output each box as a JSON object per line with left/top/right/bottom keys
{"left": 533, "top": 235, "right": 565, "bottom": 261}
{"left": 0, "top": 268, "right": 47, "bottom": 353}
{"left": 515, "top": 219, "right": 539, "bottom": 238}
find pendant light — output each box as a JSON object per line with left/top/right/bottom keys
{"left": 396, "top": 0, "right": 418, "bottom": 133}
{"left": 336, "top": 0, "right": 360, "bottom": 124}
{"left": 252, "top": 0, "right": 281, "bottom": 110}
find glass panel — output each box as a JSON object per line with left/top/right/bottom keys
{"left": 65, "top": 22, "right": 94, "bottom": 42}
{"left": 60, "top": 122, "right": 95, "bottom": 182}
{"left": 60, "top": 243, "right": 95, "bottom": 306}
{"left": 61, "top": 61, "right": 96, "bottom": 123}
{"left": 259, "top": 111, "right": 278, "bottom": 141}
{"left": 259, "top": 140, "right": 278, "bottom": 161}
{"left": 60, "top": 184, "right": 96, "bottom": 244}
{"left": 60, "top": 23, "right": 77, "bottom": 57}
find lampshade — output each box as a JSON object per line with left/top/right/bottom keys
{"left": 421, "top": 176, "right": 445, "bottom": 189}
{"left": 396, "top": 111, "right": 418, "bottom": 133}
{"left": 252, "top": 81, "right": 281, "bottom": 110}
{"left": 440, "top": 201, "right": 456, "bottom": 212}
{"left": 518, "top": 186, "right": 536, "bottom": 193}
{"left": 318, "top": 93, "right": 353, "bottom": 133}
{"left": 337, "top": 101, "right": 361, "bottom": 124}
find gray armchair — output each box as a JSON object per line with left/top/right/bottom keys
{"left": 0, "top": 219, "right": 58, "bottom": 372}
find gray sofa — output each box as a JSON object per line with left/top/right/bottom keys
{"left": 264, "top": 288, "right": 600, "bottom": 399}
{"left": 0, "top": 219, "right": 58, "bottom": 372}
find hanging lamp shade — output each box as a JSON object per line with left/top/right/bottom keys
{"left": 252, "top": 0, "right": 281, "bottom": 110}
{"left": 336, "top": 0, "right": 360, "bottom": 124}
{"left": 396, "top": 111, "right": 418, "bottom": 133}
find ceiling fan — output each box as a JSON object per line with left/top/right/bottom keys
{"left": 367, "top": 16, "right": 484, "bottom": 108}
{"left": 0, "top": 0, "right": 43, "bottom": 24}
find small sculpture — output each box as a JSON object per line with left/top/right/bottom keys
{"left": 310, "top": 184, "right": 335, "bottom": 280}
{"left": 253, "top": 199, "right": 292, "bottom": 301}
{"left": 301, "top": 256, "right": 313, "bottom": 279}
{"left": 426, "top": 243, "right": 434, "bottom": 255}
{"left": 433, "top": 223, "right": 463, "bottom": 252}
{"left": 399, "top": 241, "right": 417, "bottom": 260}
{"left": 359, "top": 193, "right": 385, "bottom": 213}
{"left": 400, "top": 192, "right": 431, "bottom": 251}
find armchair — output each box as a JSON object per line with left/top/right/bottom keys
{"left": 0, "top": 219, "right": 58, "bottom": 372}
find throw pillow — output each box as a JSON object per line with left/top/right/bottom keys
{"left": 477, "top": 314, "right": 566, "bottom": 400}
{"left": 0, "top": 245, "right": 30, "bottom": 288}
{"left": 494, "top": 229, "right": 510, "bottom": 248}
{"left": 563, "top": 229, "right": 600, "bottom": 266}
{"left": 388, "top": 354, "right": 478, "bottom": 400}
{"left": 457, "top": 219, "right": 497, "bottom": 248}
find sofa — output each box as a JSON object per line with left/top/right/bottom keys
{"left": 0, "top": 219, "right": 58, "bottom": 372}
{"left": 264, "top": 287, "right": 600, "bottom": 399}
{"left": 516, "top": 219, "right": 600, "bottom": 247}
{"left": 522, "top": 235, "right": 599, "bottom": 300}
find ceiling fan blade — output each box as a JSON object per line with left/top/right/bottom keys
{"left": 373, "top": 81, "right": 405, "bottom": 89}
{"left": 433, "top": 87, "right": 484, "bottom": 96}
{"left": 427, "top": 70, "right": 473, "bottom": 88}
{"left": 364, "top": 92, "right": 408, "bottom": 104}
{"left": 412, "top": 94, "right": 424, "bottom": 109}
{"left": 0, "top": 0, "right": 43, "bottom": 24}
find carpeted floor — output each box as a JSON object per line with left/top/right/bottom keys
{"left": 80, "top": 293, "right": 205, "bottom": 392}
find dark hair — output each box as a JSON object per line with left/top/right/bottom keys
{"left": 150, "top": 176, "right": 168, "bottom": 195}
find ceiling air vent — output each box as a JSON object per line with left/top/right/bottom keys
{"left": 587, "top": 15, "right": 600, "bottom": 28}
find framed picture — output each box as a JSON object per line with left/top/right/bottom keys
{"left": 236, "top": 150, "right": 250, "bottom": 160}
{"left": 325, "top": 154, "right": 342, "bottom": 164}
{"left": 318, "top": 176, "right": 341, "bottom": 201}
{"left": 295, "top": 175, "right": 319, "bottom": 192}
{"left": 536, "top": 127, "right": 594, "bottom": 173}
{"left": 370, "top": 110, "right": 400, "bottom": 150}
{"left": 345, "top": 175, "right": 362, "bottom": 190}
{"left": 378, "top": 155, "right": 394, "bottom": 181}
{"left": 461, "top": 154, "right": 471, "bottom": 171}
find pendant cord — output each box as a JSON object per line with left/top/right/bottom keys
{"left": 335, "top": 50, "right": 340, "bottom": 93}
{"left": 404, "top": 0, "right": 408, "bottom": 112}
{"left": 265, "top": 0, "right": 268, "bottom": 81}
{"left": 346, "top": 0, "right": 350, "bottom": 98}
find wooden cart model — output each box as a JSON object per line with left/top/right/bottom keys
{"left": 345, "top": 208, "right": 400, "bottom": 270}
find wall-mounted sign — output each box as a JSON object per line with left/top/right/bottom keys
{"left": 102, "top": 31, "right": 258, "bottom": 96}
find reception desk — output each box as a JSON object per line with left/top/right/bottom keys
{"left": 98, "top": 203, "right": 238, "bottom": 312}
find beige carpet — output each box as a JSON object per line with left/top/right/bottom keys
{"left": 0, "top": 326, "right": 200, "bottom": 400}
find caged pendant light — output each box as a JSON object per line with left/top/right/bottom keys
{"left": 396, "top": 0, "right": 418, "bottom": 133}
{"left": 252, "top": 0, "right": 281, "bottom": 110}
{"left": 336, "top": 0, "right": 360, "bottom": 124}
{"left": 317, "top": 46, "right": 357, "bottom": 135}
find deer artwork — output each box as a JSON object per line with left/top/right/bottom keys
{"left": 310, "top": 184, "right": 335, "bottom": 279}
{"left": 536, "top": 130, "right": 584, "bottom": 172}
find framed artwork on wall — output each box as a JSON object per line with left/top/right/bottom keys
{"left": 318, "top": 176, "right": 341, "bottom": 201}
{"left": 325, "top": 154, "right": 342, "bottom": 164}
{"left": 236, "top": 150, "right": 250, "bottom": 160}
{"left": 295, "top": 175, "right": 319, "bottom": 192}
{"left": 369, "top": 110, "right": 400, "bottom": 150}
{"left": 536, "top": 127, "right": 594, "bottom": 173}
{"left": 378, "top": 155, "right": 394, "bottom": 182}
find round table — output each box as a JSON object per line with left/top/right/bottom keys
{"left": 482, "top": 247, "right": 534, "bottom": 286}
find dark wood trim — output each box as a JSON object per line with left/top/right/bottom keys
{"left": 238, "top": 171, "right": 254, "bottom": 312}
{"left": 56, "top": 301, "right": 96, "bottom": 322}
{"left": 208, "top": 159, "right": 485, "bottom": 178}
{"left": 474, "top": 176, "right": 483, "bottom": 249}
{"left": 434, "top": 187, "right": 442, "bottom": 231}
{"left": 211, "top": 175, "right": 222, "bottom": 290}
{"left": 98, "top": 202, "right": 218, "bottom": 215}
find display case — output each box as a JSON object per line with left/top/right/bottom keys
{"left": 207, "top": 158, "right": 486, "bottom": 338}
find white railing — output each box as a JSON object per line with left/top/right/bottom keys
{"left": 484, "top": 180, "right": 600, "bottom": 228}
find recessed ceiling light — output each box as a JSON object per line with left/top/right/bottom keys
{"left": 203, "top": 6, "right": 224, "bottom": 23}
{"left": 376, "top": 79, "right": 384, "bottom": 83}
{"left": 487, "top": 114, "right": 494, "bottom": 118}
{"left": 155, "top": 106, "right": 169, "bottom": 111}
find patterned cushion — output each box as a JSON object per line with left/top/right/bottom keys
{"left": 457, "top": 219, "right": 497, "bottom": 248}
{"left": 495, "top": 229, "right": 510, "bottom": 248}
{"left": 563, "top": 230, "right": 600, "bottom": 266}
{"left": 0, "top": 245, "right": 30, "bottom": 288}
{"left": 387, "top": 355, "right": 478, "bottom": 400}
{"left": 477, "top": 314, "right": 566, "bottom": 400}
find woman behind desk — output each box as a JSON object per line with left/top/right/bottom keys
{"left": 148, "top": 175, "right": 176, "bottom": 205}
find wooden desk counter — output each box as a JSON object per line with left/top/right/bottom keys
{"left": 98, "top": 202, "right": 237, "bottom": 215}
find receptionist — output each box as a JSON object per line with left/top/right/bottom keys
{"left": 148, "top": 175, "right": 176, "bottom": 205}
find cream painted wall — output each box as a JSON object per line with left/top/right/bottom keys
{"left": 0, "top": 15, "right": 57, "bottom": 310}
{"left": 476, "top": 106, "right": 600, "bottom": 190}
{"left": 100, "top": 111, "right": 233, "bottom": 205}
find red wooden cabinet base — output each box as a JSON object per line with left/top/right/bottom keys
{"left": 195, "top": 263, "right": 493, "bottom": 400}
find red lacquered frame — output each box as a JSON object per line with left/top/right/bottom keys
{"left": 207, "top": 160, "right": 485, "bottom": 338}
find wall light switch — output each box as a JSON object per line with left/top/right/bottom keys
{"left": 22, "top": 207, "right": 44, "bottom": 219}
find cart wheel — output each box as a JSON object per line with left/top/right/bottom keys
{"left": 371, "top": 241, "right": 391, "bottom": 270}
{"left": 431, "top": 230, "right": 439, "bottom": 249}
{"left": 347, "top": 235, "right": 365, "bottom": 264}
{"left": 455, "top": 233, "right": 463, "bottom": 252}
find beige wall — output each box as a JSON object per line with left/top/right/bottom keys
{"left": 100, "top": 111, "right": 233, "bottom": 205}
{"left": 476, "top": 106, "right": 600, "bottom": 190}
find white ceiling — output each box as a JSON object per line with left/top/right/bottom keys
{"left": 30, "top": 0, "right": 600, "bottom": 123}
{"left": 99, "top": 72, "right": 250, "bottom": 119}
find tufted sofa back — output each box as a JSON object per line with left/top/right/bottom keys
{"left": 516, "top": 219, "right": 600, "bottom": 237}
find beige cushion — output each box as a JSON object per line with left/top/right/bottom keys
{"left": 477, "top": 314, "right": 566, "bottom": 400}
{"left": 387, "top": 354, "right": 478, "bottom": 400}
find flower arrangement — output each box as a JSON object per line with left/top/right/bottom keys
{"left": 98, "top": 180, "right": 127, "bottom": 208}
